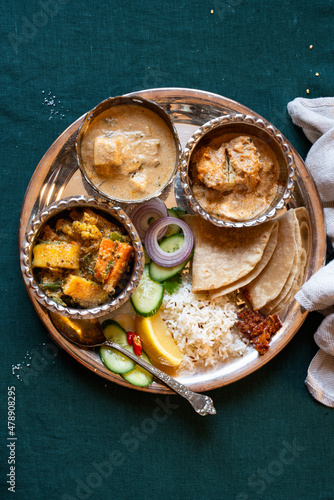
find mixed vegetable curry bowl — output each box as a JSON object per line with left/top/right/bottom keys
{"left": 20, "top": 196, "right": 145, "bottom": 319}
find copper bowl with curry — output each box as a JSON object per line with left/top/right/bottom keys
{"left": 76, "top": 95, "right": 181, "bottom": 205}
{"left": 20, "top": 195, "right": 145, "bottom": 319}
{"left": 180, "top": 114, "right": 295, "bottom": 227}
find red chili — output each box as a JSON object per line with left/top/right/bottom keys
{"left": 126, "top": 332, "right": 134, "bottom": 345}
{"left": 126, "top": 332, "right": 143, "bottom": 356}
{"left": 132, "top": 334, "right": 143, "bottom": 357}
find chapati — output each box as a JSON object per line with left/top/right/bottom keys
{"left": 182, "top": 215, "right": 278, "bottom": 292}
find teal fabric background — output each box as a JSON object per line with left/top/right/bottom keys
{"left": 1, "top": 1, "right": 333, "bottom": 499}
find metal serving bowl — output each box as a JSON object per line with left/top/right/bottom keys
{"left": 180, "top": 113, "right": 295, "bottom": 227}
{"left": 20, "top": 195, "right": 145, "bottom": 319}
{"left": 76, "top": 95, "right": 181, "bottom": 205}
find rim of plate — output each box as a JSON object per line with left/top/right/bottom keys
{"left": 18, "top": 88, "right": 326, "bottom": 394}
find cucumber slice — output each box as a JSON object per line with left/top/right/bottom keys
{"left": 167, "top": 208, "right": 180, "bottom": 218}
{"left": 100, "top": 345, "right": 136, "bottom": 374}
{"left": 165, "top": 209, "right": 182, "bottom": 237}
{"left": 142, "top": 245, "right": 151, "bottom": 264}
{"left": 149, "top": 234, "right": 193, "bottom": 282}
{"left": 149, "top": 260, "right": 186, "bottom": 282}
{"left": 171, "top": 206, "right": 187, "bottom": 217}
{"left": 100, "top": 318, "right": 152, "bottom": 386}
{"left": 130, "top": 265, "right": 164, "bottom": 317}
{"left": 101, "top": 319, "right": 128, "bottom": 347}
{"left": 100, "top": 319, "right": 136, "bottom": 374}
{"left": 159, "top": 233, "right": 184, "bottom": 253}
{"left": 149, "top": 253, "right": 192, "bottom": 282}
{"left": 122, "top": 351, "right": 154, "bottom": 387}
{"left": 164, "top": 225, "right": 181, "bottom": 238}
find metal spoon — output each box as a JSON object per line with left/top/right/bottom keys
{"left": 49, "top": 312, "right": 216, "bottom": 416}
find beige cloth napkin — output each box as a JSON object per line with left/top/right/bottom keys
{"left": 287, "top": 97, "right": 334, "bottom": 408}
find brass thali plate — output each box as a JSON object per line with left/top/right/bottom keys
{"left": 19, "top": 88, "right": 326, "bottom": 394}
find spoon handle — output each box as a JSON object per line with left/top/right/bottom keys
{"left": 105, "top": 340, "right": 216, "bottom": 416}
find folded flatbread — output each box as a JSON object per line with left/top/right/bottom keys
{"left": 182, "top": 215, "right": 278, "bottom": 292}
{"left": 295, "top": 206, "right": 310, "bottom": 256}
{"left": 262, "top": 207, "right": 310, "bottom": 314}
{"left": 209, "top": 221, "right": 279, "bottom": 300}
{"left": 246, "top": 209, "right": 305, "bottom": 311}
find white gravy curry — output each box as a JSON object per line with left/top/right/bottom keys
{"left": 191, "top": 134, "right": 281, "bottom": 221}
{"left": 80, "top": 104, "right": 177, "bottom": 201}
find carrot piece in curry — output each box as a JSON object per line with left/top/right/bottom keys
{"left": 104, "top": 241, "right": 133, "bottom": 293}
{"left": 94, "top": 238, "right": 133, "bottom": 293}
{"left": 94, "top": 238, "right": 118, "bottom": 282}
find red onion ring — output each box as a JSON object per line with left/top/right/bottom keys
{"left": 129, "top": 199, "right": 168, "bottom": 240}
{"left": 145, "top": 217, "right": 194, "bottom": 267}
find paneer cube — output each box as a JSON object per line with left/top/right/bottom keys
{"left": 93, "top": 135, "right": 125, "bottom": 175}
{"left": 141, "top": 139, "right": 160, "bottom": 156}
{"left": 32, "top": 243, "right": 80, "bottom": 269}
{"left": 62, "top": 275, "right": 108, "bottom": 308}
{"left": 129, "top": 171, "right": 149, "bottom": 192}
{"left": 132, "top": 139, "right": 160, "bottom": 168}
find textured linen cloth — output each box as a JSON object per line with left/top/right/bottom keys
{"left": 288, "top": 97, "right": 334, "bottom": 408}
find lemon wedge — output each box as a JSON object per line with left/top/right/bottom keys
{"left": 135, "top": 312, "right": 183, "bottom": 368}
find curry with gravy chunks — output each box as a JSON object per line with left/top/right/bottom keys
{"left": 79, "top": 104, "right": 177, "bottom": 201}
{"left": 32, "top": 208, "right": 134, "bottom": 308}
{"left": 190, "top": 134, "right": 281, "bottom": 221}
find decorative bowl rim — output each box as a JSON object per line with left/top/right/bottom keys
{"left": 75, "top": 94, "right": 182, "bottom": 205}
{"left": 20, "top": 195, "right": 145, "bottom": 319}
{"left": 180, "top": 113, "right": 295, "bottom": 228}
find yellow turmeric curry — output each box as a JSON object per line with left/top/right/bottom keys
{"left": 32, "top": 208, "right": 134, "bottom": 308}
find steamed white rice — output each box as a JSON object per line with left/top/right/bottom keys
{"left": 160, "top": 273, "right": 247, "bottom": 372}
